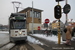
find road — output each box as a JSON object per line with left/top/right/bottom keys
{"left": 0, "top": 31, "right": 75, "bottom": 50}
{"left": 0, "top": 33, "right": 9, "bottom": 47}
{"left": 0, "top": 32, "right": 45, "bottom": 50}
{"left": 0, "top": 32, "right": 15, "bottom": 50}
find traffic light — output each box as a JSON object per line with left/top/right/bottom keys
{"left": 56, "top": 0, "right": 64, "bottom": 1}
{"left": 54, "top": 5, "right": 61, "bottom": 19}
{"left": 63, "top": 4, "right": 71, "bottom": 14}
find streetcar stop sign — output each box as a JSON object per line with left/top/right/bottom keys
{"left": 63, "top": 4, "right": 71, "bottom": 14}
{"left": 54, "top": 5, "right": 62, "bottom": 19}
{"left": 45, "top": 19, "right": 50, "bottom": 24}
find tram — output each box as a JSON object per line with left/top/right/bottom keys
{"left": 9, "top": 13, "right": 27, "bottom": 42}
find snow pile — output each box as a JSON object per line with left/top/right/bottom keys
{"left": 27, "top": 36, "right": 43, "bottom": 45}
{"left": 31, "top": 34, "right": 66, "bottom": 44}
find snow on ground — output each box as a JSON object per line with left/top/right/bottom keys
{"left": 27, "top": 36, "right": 43, "bottom": 45}
{"left": 0, "top": 33, "right": 9, "bottom": 47}
{"left": 0, "top": 31, "right": 9, "bottom": 34}
{"left": 31, "top": 34, "right": 66, "bottom": 44}
{"left": 0, "top": 43, "right": 15, "bottom": 50}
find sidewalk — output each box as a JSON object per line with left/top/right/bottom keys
{"left": 29, "top": 34, "right": 75, "bottom": 50}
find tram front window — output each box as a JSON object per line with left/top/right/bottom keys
{"left": 10, "top": 20, "right": 26, "bottom": 29}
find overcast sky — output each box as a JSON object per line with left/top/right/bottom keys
{"left": 0, "top": 0, "right": 75, "bottom": 25}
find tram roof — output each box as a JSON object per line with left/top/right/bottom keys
{"left": 10, "top": 13, "right": 26, "bottom": 17}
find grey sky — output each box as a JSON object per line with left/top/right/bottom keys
{"left": 0, "top": 0, "right": 75, "bottom": 25}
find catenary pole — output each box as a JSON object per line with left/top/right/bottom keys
{"left": 32, "top": 1, "right": 34, "bottom": 35}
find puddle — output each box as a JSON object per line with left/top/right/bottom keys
{"left": 27, "top": 36, "right": 43, "bottom": 45}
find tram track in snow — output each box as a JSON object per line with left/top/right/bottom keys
{"left": 10, "top": 41, "right": 35, "bottom": 50}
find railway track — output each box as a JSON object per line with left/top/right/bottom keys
{"left": 10, "top": 41, "right": 35, "bottom": 50}
{"left": 0, "top": 36, "right": 47, "bottom": 50}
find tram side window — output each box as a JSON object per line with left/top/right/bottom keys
{"left": 10, "top": 20, "right": 14, "bottom": 29}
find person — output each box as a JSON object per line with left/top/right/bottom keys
{"left": 49, "top": 30, "right": 52, "bottom": 36}
{"left": 45, "top": 29, "right": 48, "bottom": 36}
{"left": 64, "top": 26, "right": 67, "bottom": 33}
{"left": 72, "top": 26, "right": 75, "bottom": 37}
{"left": 64, "top": 24, "right": 72, "bottom": 45}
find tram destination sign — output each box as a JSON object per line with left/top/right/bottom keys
{"left": 15, "top": 17, "right": 24, "bottom": 19}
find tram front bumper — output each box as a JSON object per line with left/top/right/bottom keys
{"left": 10, "top": 37, "right": 27, "bottom": 42}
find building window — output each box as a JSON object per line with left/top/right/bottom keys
{"left": 36, "top": 12, "right": 39, "bottom": 18}
{"left": 38, "top": 12, "right": 40, "bottom": 18}
{"left": 30, "top": 10, "right": 32, "bottom": 17}
{"left": 30, "top": 10, "right": 41, "bottom": 19}
{"left": 34, "top": 11, "right": 37, "bottom": 18}
{"left": 30, "top": 10, "right": 35, "bottom": 17}
{"left": 25, "top": 11, "right": 28, "bottom": 17}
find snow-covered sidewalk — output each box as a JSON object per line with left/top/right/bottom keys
{"left": 0, "top": 34, "right": 9, "bottom": 47}
{"left": 31, "top": 34, "right": 66, "bottom": 44}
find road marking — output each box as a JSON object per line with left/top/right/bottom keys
{"left": 28, "top": 43, "right": 44, "bottom": 50}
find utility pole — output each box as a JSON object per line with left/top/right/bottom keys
{"left": 32, "top": 1, "right": 34, "bottom": 35}
{"left": 65, "top": 0, "right": 68, "bottom": 25}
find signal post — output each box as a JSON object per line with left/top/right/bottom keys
{"left": 54, "top": 0, "right": 64, "bottom": 44}
{"left": 54, "top": 0, "right": 71, "bottom": 44}
{"left": 58, "top": 2, "right": 61, "bottom": 45}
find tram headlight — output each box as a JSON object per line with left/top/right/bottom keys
{"left": 19, "top": 32, "right": 22, "bottom": 34}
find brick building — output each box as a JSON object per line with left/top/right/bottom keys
{"left": 19, "top": 7, "right": 43, "bottom": 32}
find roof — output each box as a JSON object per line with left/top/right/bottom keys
{"left": 19, "top": 7, "right": 43, "bottom": 13}
{"left": 10, "top": 13, "right": 26, "bottom": 17}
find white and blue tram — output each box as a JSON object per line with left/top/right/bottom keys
{"left": 9, "top": 13, "right": 27, "bottom": 42}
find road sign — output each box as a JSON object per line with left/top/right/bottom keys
{"left": 63, "top": 4, "right": 71, "bottom": 14}
{"left": 38, "top": 26, "right": 40, "bottom": 30}
{"left": 55, "top": 0, "right": 64, "bottom": 2}
{"left": 54, "top": 5, "right": 62, "bottom": 19}
{"left": 45, "top": 19, "right": 50, "bottom": 24}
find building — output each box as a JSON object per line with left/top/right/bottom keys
{"left": 19, "top": 7, "right": 43, "bottom": 32}
{"left": 52, "top": 20, "right": 64, "bottom": 30}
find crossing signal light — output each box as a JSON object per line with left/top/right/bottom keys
{"left": 54, "top": 5, "right": 61, "bottom": 19}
